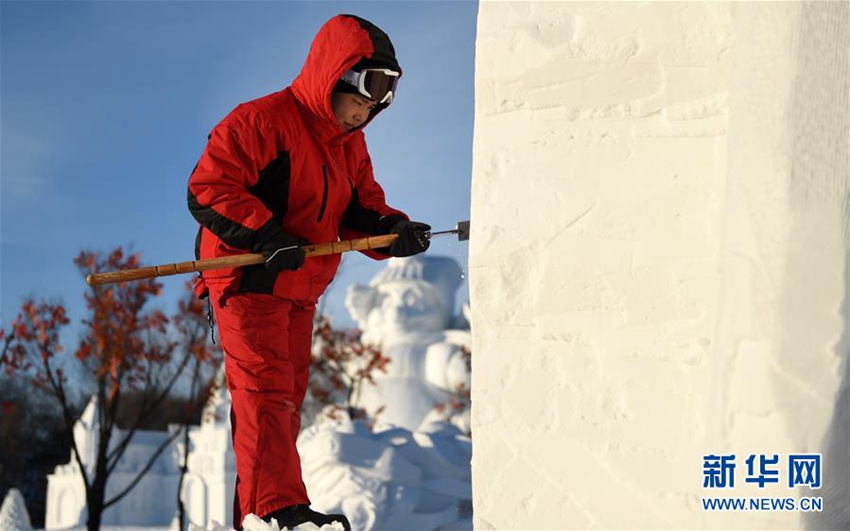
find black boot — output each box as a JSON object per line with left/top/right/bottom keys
{"left": 263, "top": 504, "right": 351, "bottom": 530}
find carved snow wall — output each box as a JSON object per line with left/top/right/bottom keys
{"left": 470, "top": 2, "right": 849, "bottom": 529}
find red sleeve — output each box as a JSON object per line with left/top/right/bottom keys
{"left": 187, "top": 106, "right": 283, "bottom": 251}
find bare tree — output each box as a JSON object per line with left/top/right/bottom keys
{"left": 1, "top": 248, "right": 210, "bottom": 531}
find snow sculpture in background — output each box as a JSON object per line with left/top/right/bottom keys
{"left": 178, "top": 367, "right": 237, "bottom": 530}
{"left": 298, "top": 415, "right": 472, "bottom": 531}
{"left": 344, "top": 255, "right": 471, "bottom": 432}
{"left": 45, "top": 396, "right": 179, "bottom": 529}
{"left": 297, "top": 255, "right": 472, "bottom": 530}
{"left": 0, "top": 488, "right": 33, "bottom": 531}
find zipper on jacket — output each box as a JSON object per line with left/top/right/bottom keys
{"left": 317, "top": 165, "right": 329, "bottom": 222}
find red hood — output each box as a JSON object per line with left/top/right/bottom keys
{"left": 291, "top": 15, "right": 402, "bottom": 144}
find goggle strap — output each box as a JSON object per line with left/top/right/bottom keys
{"left": 340, "top": 69, "right": 359, "bottom": 87}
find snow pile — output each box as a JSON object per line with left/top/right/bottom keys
{"left": 0, "top": 489, "right": 33, "bottom": 531}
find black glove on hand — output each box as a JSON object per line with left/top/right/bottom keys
{"left": 254, "top": 232, "right": 306, "bottom": 272}
{"left": 389, "top": 220, "right": 432, "bottom": 257}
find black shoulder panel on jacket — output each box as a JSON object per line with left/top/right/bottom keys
{"left": 188, "top": 188, "right": 259, "bottom": 251}
{"left": 249, "top": 151, "right": 291, "bottom": 225}
{"left": 341, "top": 187, "right": 383, "bottom": 234}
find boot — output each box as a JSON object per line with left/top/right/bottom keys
{"left": 263, "top": 504, "right": 352, "bottom": 530}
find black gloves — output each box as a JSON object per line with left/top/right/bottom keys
{"left": 254, "top": 231, "right": 306, "bottom": 272}
{"left": 388, "top": 220, "right": 431, "bottom": 257}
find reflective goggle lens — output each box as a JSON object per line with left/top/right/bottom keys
{"left": 341, "top": 68, "right": 399, "bottom": 105}
{"left": 361, "top": 70, "right": 399, "bottom": 104}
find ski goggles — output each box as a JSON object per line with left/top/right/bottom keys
{"left": 340, "top": 68, "right": 400, "bottom": 105}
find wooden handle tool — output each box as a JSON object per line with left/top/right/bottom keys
{"left": 85, "top": 219, "right": 471, "bottom": 287}
{"left": 86, "top": 233, "right": 398, "bottom": 286}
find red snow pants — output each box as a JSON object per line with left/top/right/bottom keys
{"left": 210, "top": 289, "right": 315, "bottom": 528}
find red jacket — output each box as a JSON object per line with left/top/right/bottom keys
{"left": 188, "top": 15, "right": 408, "bottom": 304}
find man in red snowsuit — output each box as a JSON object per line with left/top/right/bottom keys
{"left": 187, "top": 14, "right": 430, "bottom": 530}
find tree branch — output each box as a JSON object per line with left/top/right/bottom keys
{"left": 0, "top": 332, "right": 13, "bottom": 363}
{"left": 106, "top": 345, "right": 192, "bottom": 470}
{"left": 103, "top": 425, "right": 183, "bottom": 510}
{"left": 37, "top": 338, "right": 92, "bottom": 489}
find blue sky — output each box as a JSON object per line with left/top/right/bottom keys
{"left": 1, "top": 1, "right": 477, "bottom": 343}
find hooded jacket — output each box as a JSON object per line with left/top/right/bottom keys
{"left": 188, "top": 14, "right": 408, "bottom": 304}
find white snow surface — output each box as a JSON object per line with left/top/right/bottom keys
{"left": 472, "top": 1, "right": 849, "bottom": 529}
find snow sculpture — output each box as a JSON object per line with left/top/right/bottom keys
{"left": 0, "top": 488, "right": 33, "bottom": 531}
{"left": 45, "top": 395, "right": 179, "bottom": 529}
{"left": 45, "top": 380, "right": 237, "bottom": 530}
{"left": 296, "top": 255, "right": 473, "bottom": 530}
{"left": 344, "top": 255, "right": 471, "bottom": 431}
{"left": 180, "top": 367, "right": 237, "bottom": 529}
{"left": 45, "top": 396, "right": 99, "bottom": 529}
{"left": 298, "top": 415, "right": 472, "bottom": 531}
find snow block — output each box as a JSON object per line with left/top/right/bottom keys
{"left": 471, "top": 2, "right": 849, "bottom": 529}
